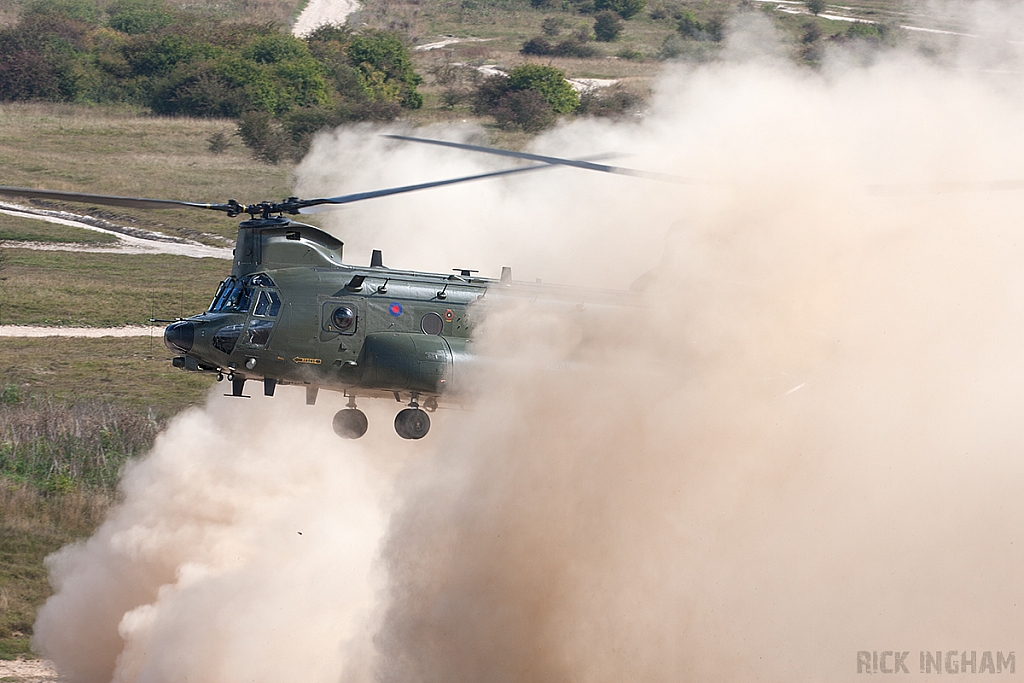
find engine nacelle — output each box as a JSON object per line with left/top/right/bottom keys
{"left": 356, "top": 332, "right": 468, "bottom": 394}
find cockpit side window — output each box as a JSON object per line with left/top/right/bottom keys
{"left": 209, "top": 280, "right": 231, "bottom": 312}
{"left": 252, "top": 290, "right": 282, "bottom": 317}
{"left": 267, "top": 291, "right": 281, "bottom": 316}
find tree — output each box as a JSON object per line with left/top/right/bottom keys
{"left": 594, "top": 10, "right": 624, "bottom": 41}
{"left": 806, "top": 0, "right": 826, "bottom": 15}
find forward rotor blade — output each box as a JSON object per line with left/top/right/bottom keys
{"left": 0, "top": 185, "right": 231, "bottom": 212}
{"left": 296, "top": 162, "right": 554, "bottom": 212}
{"left": 384, "top": 134, "right": 694, "bottom": 184}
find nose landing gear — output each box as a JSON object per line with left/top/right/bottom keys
{"left": 333, "top": 395, "right": 368, "bottom": 439}
{"left": 395, "top": 393, "right": 430, "bottom": 440}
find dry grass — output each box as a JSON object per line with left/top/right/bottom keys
{"left": 0, "top": 103, "right": 299, "bottom": 242}
{"left": 0, "top": 481, "right": 113, "bottom": 534}
{"left": 0, "top": 337, "right": 216, "bottom": 417}
{"left": 0, "top": 399, "right": 159, "bottom": 492}
{"left": 0, "top": 247, "right": 229, "bottom": 327}
{"left": 0, "top": 481, "right": 114, "bottom": 660}
{"left": 0, "top": 213, "right": 119, "bottom": 245}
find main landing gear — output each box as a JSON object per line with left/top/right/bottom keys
{"left": 333, "top": 396, "right": 368, "bottom": 439}
{"left": 331, "top": 393, "right": 434, "bottom": 440}
{"left": 395, "top": 393, "right": 430, "bottom": 440}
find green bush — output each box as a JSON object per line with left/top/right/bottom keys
{"left": 594, "top": 10, "right": 624, "bottom": 41}
{"left": 243, "top": 33, "right": 308, "bottom": 64}
{"left": 0, "top": 14, "right": 92, "bottom": 102}
{"left": 677, "top": 9, "right": 723, "bottom": 41}
{"left": 21, "top": 0, "right": 100, "bottom": 23}
{"left": 806, "top": 0, "right": 826, "bottom": 15}
{"left": 123, "top": 34, "right": 212, "bottom": 78}
{"left": 507, "top": 64, "right": 579, "bottom": 113}
{"left": 107, "top": 0, "right": 175, "bottom": 35}
{"left": 491, "top": 89, "right": 554, "bottom": 132}
{"left": 347, "top": 30, "right": 423, "bottom": 108}
{"left": 521, "top": 35, "right": 596, "bottom": 57}
{"left": 541, "top": 16, "right": 568, "bottom": 36}
{"left": 577, "top": 84, "right": 643, "bottom": 117}
{"left": 594, "top": 0, "right": 645, "bottom": 20}
{"left": 237, "top": 110, "right": 298, "bottom": 163}
{"left": 475, "top": 65, "right": 579, "bottom": 130}
{"left": 845, "top": 21, "right": 887, "bottom": 41}
{"left": 0, "top": 11, "right": 421, "bottom": 159}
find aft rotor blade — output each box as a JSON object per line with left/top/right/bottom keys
{"left": 384, "top": 134, "right": 694, "bottom": 184}
{"left": 0, "top": 186, "right": 232, "bottom": 212}
{"left": 296, "top": 162, "right": 554, "bottom": 212}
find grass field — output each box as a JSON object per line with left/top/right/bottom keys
{"left": 0, "top": 248, "right": 229, "bottom": 327}
{"left": 0, "top": 213, "right": 118, "bottom": 245}
{"left": 0, "top": 337, "right": 217, "bottom": 415}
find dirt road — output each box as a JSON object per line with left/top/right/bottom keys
{"left": 0, "top": 203, "right": 232, "bottom": 260}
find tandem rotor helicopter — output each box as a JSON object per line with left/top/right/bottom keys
{"left": 0, "top": 135, "right": 677, "bottom": 440}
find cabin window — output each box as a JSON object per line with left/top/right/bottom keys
{"left": 420, "top": 312, "right": 444, "bottom": 336}
{"left": 212, "top": 323, "right": 244, "bottom": 355}
{"left": 246, "top": 320, "right": 274, "bottom": 347}
{"left": 250, "top": 273, "right": 276, "bottom": 288}
{"left": 331, "top": 305, "right": 357, "bottom": 334}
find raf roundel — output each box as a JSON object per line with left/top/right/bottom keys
{"left": 389, "top": 302, "right": 403, "bottom": 317}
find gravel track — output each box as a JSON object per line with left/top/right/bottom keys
{"left": 0, "top": 326, "right": 158, "bottom": 338}
{"left": 0, "top": 659, "right": 58, "bottom": 683}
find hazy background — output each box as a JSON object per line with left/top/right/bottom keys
{"left": 34, "top": 7, "right": 1024, "bottom": 683}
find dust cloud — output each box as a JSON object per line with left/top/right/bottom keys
{"left": 33, "top": 9, "right": 1024, "bottom": 683}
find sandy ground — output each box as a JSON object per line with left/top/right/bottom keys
{"left": 0, "top": 659, "right": 58, "bottom": 683}
{"left": 0, "top": 326, "right": 158, "bottom": 338}
{"left": 292, "top": 0, "right": 361, "bottom": 36}
{"left": 414, "top": 36, "right": 493, "bottom": 51}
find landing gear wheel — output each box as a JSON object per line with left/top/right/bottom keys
{"left": 394, "top": 408, "right": 430, "bottom": 439}
{"left": 333, "top": 409, "right": 368, "bottom": 439}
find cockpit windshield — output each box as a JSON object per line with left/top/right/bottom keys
{"left": 209, "top": 274, "right": 280, "bottom": 314}
{"left": 209, "top": 277, "right": 253, "bottom": 313}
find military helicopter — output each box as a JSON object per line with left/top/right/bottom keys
{"left": 0, "top": 135, "right": 671, "bottom": 440}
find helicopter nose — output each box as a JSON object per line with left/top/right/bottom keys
{"left": 164, "top": 320, "right": 195, "bottom": 353}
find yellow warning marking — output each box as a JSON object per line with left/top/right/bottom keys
{"left": 293, "top": 357, "right": 322, "bottom": 365}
